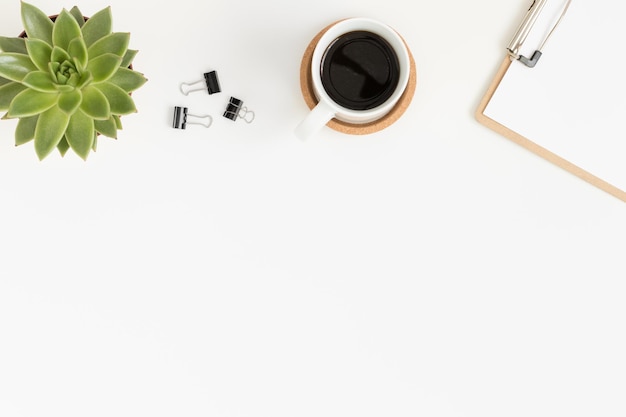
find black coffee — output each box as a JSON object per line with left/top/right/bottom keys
{"left": 320, "top": 31, "right": 400, "bottom": 111}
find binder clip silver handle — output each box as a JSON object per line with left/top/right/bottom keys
{"left": 180, "top": 71, "right": 221, "bottom": 95}
{"left": 223, "top": 97, "right": 255, "bottom": 124}
{"left": 173, "top": 106, "right": 213, "bottom": 129}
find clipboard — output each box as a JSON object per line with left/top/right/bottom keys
{"left": 476, "top": 0, "right": 626, "bottom": 202}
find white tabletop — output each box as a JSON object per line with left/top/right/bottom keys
{"left": 1, "top": 1, "right": 625, "bottom": 416}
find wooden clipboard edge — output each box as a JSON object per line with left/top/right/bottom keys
{"left": 476, "top": 56, "right": 626, "bottom": 203}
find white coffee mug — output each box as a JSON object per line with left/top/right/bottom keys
{"left": 295, "top": 18, "right": 410, "bottom": 140}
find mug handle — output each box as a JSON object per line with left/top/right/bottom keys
{"left": 295, "top": 101, "right": 336, "bottom": 140}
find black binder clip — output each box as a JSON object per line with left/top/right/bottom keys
{"left": 223, "top": 97, "right": 255, "bottom": 123}
{"left": 172, "top": 106, "right": 213, "bottom": 129}
{"left": 179, "top": 71, "right": 221, "bottom": 95}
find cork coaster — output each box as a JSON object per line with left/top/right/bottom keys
{"left": 299, "top": 21, "right": 417, "bottom": 135}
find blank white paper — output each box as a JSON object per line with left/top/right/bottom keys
{"left": 484, "top": 0, "right": 626, "bottom": 191}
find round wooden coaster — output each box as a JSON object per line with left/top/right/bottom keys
{"left": 299, "top": 21, "right": 417, "bottom": 135}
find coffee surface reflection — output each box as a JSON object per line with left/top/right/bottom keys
{"left": 320, "top": 31, "right": 400, "bottom": 111}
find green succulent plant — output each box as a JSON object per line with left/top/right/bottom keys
{"left": 0, "top": 2, "right": 147, "bottom": 160}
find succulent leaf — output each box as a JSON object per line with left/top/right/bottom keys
{"left": 52, "top": 10, "right": 83, "bottom": 51}
{"left": 108, "top": 67, "right": 147, "bottom": 92}
{"left": 68, "top": 38, "right": 88, "bottom": 69}
{"left": 7, "top": 88, "right": 58, "bottom": 118}
{"left": 113, "top": 115, "right": 122, "bottom": 129}
{"left": 68, "top": 73, "right": 81, "bottom": 87}
{"left": 0, "top": 82, "right": 27, "bottom": 110}
{"left": 57, "top": 136, "right": 70, "bottom": 156}
{"left": 94, "top": 82, "right": 136, "bottom": 115}
{"left": 80, "top": 85, "right": 110, "bottom": 120}
{"left": 0, "top": 36, "right": 28, "bottom": 54}
{"left": 15, "top": 114, "right": 38, "bottom": 145}
{"left": 88, "top": 32, "right": 130, "bottom": 60}
{"left": 25, "top": 39, "right": 53, "bottom": 71}
{"left": 94, "top": 116, "right": 118, "bottom": 138}
{"left": 0, "top": 53, "right": 38, "bottom": 82}
{"left": 81, "top": 7, "right": 112, "bottom": 47}
{"left": 87, "top": 53, "right": 122, "bottom": 83}
{"left": 34, "top": 105, "right": 70, "bottom": 159}
{"left": 51, "top": 46, "right": 71, "bottom": 63}
{"left": 65, "top": 109, "right": 94, "bottom": 160}
{"left": 58, "top": 89, "right": 83, "bottom": 114}
{"left": 69, "top": 7, "right": 85, "bottom": 28}
{"left": 21, "top": 2, "right": 54, "bottom": 45}
{"left": 76, "top": 70, "right": 93, "bottom": 89}
{"left": 54, "top": 84, "right": 74, "bottom": 93}
{"left": 22, "top": 71, "right": 57, "bottom": 92}
{"left": 48, "top": 61, "right": 59, "bottom": 82}
{"left": 120, "top": 49, "right": 138, "bottom": 68}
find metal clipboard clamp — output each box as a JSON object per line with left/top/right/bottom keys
{"left": 507, "top": 0, "right": 573, "bottom": 68}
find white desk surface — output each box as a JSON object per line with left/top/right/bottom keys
{"left": 1, "top": 1, "right": 625, "bottom": 416}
